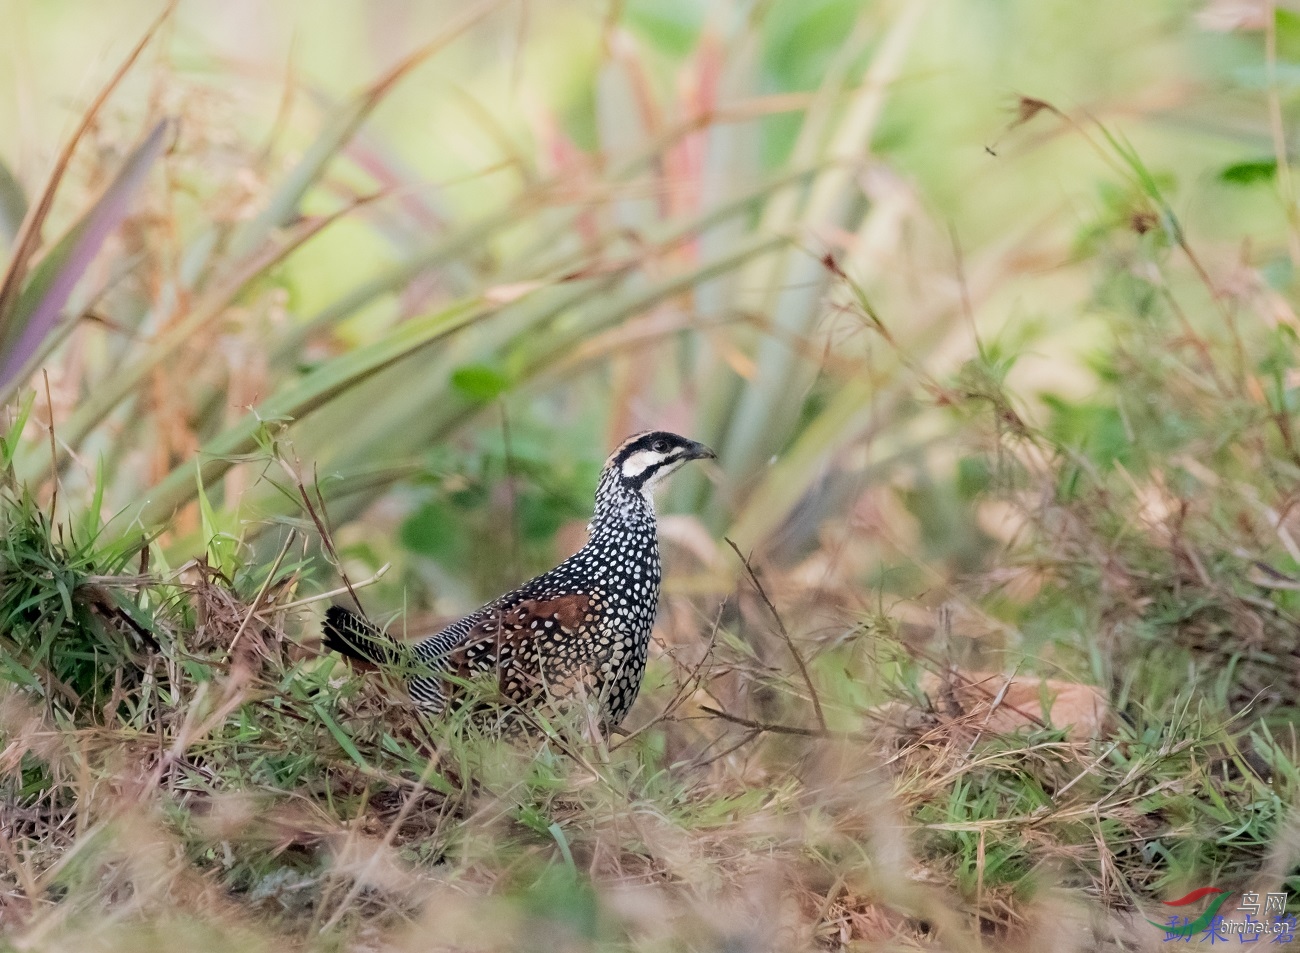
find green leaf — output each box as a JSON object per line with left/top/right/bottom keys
{"left": 80, "top": 455, "right": 106, "bottom": 542}
{"left": 763, "top": 0, "right": 864, "bottom": 90}
{"left": 401, "top": 498, "right": 467, "bottom": 565}
{"left": 1276, "top": 7, "right": 1300, "bottom": 62}
{"left": 450, "top": 364, "right": 510, "bottom": 403}
{"left": 0, "top": 390, "right": 34, "bottom": 471}
{"left": 1219, "top": 159, "right": 1277, "bottom": 186}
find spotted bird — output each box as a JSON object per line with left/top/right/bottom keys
{"left": 322, "top": 431, "right": 715, "bottom": 728}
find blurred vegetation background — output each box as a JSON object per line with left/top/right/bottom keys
{"left": 2, "top": 0, "right": 1300, "bottom": 950}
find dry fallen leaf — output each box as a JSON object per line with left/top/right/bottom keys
{"left": 921, "top": 671, "right": 1113, "bottom": 741}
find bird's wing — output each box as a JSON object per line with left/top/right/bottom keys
{"left": 451, "top": 592, "right": 599, "bottom": 704}
{"left": 405, "top": 592, "right": 595, "bottom": 710}
{"left": 421, "top": 592, "right": 590, "bottom": 672}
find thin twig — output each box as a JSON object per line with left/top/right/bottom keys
{"left": 1267, "top": 1, "right": 1300, "bottom": 271}
{"left": 963, "top": 661, "right": 1023, "bottom": 756}
{"left": 684, "top": 727, "right": 762, "bottom": 770}
{"left": 0, "top": 823, "right": 42, "bottom": 903}
{"left": 700, "top": 706, "right": 868, "bottom": 743}
{"left": 949, "top": 225, "right": 978, "bottom": 348}
{"left": 306, "top": 462, "right": 364, "bottom": 614}
{"left": 1054, "top": 742, "right": 1120, "bottom": 802}
{"left": 500, "top": 402, "right": 520, "bottom": 580}
{"left": 725, "top": 537, "right": 827, "bottom": 731}
{"left": 42, "top": 370, "right": 58, "bottom": 521}
{"left": 268, "top": 563, "right": 391, "bottom": 614}
{"left": 225, "top": 529, "right": 296, "bottom": 661}
{"left": 277, "top": 455, "right": 367, "bottom": 614}
{"left": 908, "top": 644, "right": 1048, "bottom": 731}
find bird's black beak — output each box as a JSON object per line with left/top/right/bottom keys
{"left": 685, "top": 440, "right": 717, "bottom": 461}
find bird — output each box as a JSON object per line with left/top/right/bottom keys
{"left": 321, "top": 431, "right": 715, "bottom": 729}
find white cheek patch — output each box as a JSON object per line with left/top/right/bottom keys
{"left": 621, "top": 450, "right": 658, "bottom": 480}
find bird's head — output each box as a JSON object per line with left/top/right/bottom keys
{"left": 603, "top": 430, "right": 716, "bottom": 498}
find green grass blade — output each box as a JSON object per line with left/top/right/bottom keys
{"left": 0, "top": 390, "right": 34, "bottom": 474}
{"left": 716, "top": 0, "right": 930, "bottom": 490}
{"left": 311, "top": 702, "right": 371, "bottom": 769}
{"left": 196, "top": 462, "right": 239, "bottom": 577}
{"left": 0, "top": 154, "right": 27, "bottom": 246}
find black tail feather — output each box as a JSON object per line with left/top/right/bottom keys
{"left": 322, "top": 605, "right": 402, "bottom": 667}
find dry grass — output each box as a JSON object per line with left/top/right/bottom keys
{"left": 0, "top": 455, "right": 1296, "bottom": 952}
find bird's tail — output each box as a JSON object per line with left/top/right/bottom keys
{"left": 321, "top": 605, "right": 403, "bottom": 668}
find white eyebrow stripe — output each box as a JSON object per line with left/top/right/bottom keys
{"left": 621, "top": 450, "right": 656, "bottom": 479}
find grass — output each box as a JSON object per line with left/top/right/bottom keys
{"left": 1, "top": 1, "right": 1300, "bottom": 950}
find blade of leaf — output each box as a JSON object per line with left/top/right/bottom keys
{"left": 196, "top": 461, "right": 238, "bottom": 577}
{"left": 81, "top": 455, "right": 107, "bottom": 542}
{"left": 0, "top": 2, "right": 174, "bottom": 327}
{"left": 0, "top": 155, "right": 27, "bottom": 246}
{"left": 0, "top": 390, "right": 34, "bottom": 472}
{"left": 225, "top": 0, "right": 502, "bottom": 261}
{"left": 312, "top": 703, "right": 371, "bottom": 769}
{"left": 272, "top": 159, "right": 820, "bottom": 359}
{"left": 719, "top": 0, "right": 929, "bottom": 490}
{"left": 134, "top": 296, "right": 493, "bottom": 527}
{"left": 21, "top": 192, "right": 383, "bottom": 482}
{"left": 0, "top": 120, "right": 170, "bottom": 396}
{"left": 169, "top": 234, "right": 786, "bottom": 540}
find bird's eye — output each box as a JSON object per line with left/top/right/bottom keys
{"left": 652, "top": 439, "right": 669, "bottom": 453}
